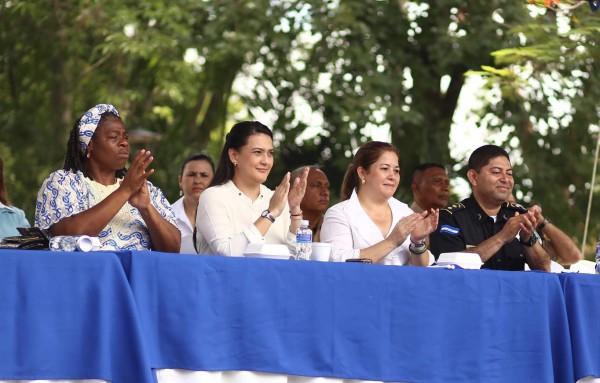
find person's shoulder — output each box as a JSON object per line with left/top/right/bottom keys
{"left": 441, "top": 201, "right": 467, "bottom": 215}
{"left": 41, "top": 169, "right": 84, "bottom": 186}
{"left": 390, "top": 197, "right": 409, "bottom": 209}
{"left": 198, "top": 183, "right": 229, "bottom": 203}
{"left": 0, "top": 205, "right": 25, "bottom": 216}
{"left": 324, "top": 199, "right": 350, "bottom": 216}
{"left": 503, "top": 201, "right": 528, "bottom": 214}
{"left": 11, "top": 206, "right": 26, "bottom": 216}
{"left": 171, "top": 196, "right": 184, "bottom": 209}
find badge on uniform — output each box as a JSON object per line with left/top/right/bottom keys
{"left": 440, "top": 224, "right": 460, "bottom": 235}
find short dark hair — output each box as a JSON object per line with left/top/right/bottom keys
{"left": 468, "top": 145, "right": 510, "bottom": 172}
{"left": 340, "top": 141, "right": 398, "bottom": 200}
{"left": 180, "top": 153, "right": 215, "bottom": 176}
{"left": 411, "top": 163, "right": 445, "bottom": 183}
{"left": 211, "top": 121, "right": 273, "bottom": 187}
{"left": 290, "top": 165, "right": 320, "bottom": 185}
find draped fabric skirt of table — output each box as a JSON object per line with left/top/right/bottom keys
{"left": 0, "top": 250, "right": 155, "bottom": 383}
{"left": 118, "top": 251, "right": 573, "bottom": 383}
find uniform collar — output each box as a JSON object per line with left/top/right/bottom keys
{"left": 464, "top": 196, "right": 511, "bottom": 223}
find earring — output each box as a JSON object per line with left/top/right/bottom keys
{"left": 233, "top": 161, "right": 238, "bottom": 167}
{"left": 179, "top": 190, "right": 183, "bottom": 196}
{"left": 361, "top": 178, "right": 365, "bottom": 184}
{"left": 86, "top": 152, "right": 90, "bottom": 159}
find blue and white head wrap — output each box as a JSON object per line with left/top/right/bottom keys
{"left": 77, "top": 104, "right": 120, "bottom": 155}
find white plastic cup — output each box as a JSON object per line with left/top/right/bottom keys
{"left": 311, "top": 242, "right": 332, "bottom": 262}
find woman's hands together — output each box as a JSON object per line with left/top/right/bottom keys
{"left": 268, "top": 173, "right": 291, "bottom": 217}
{"left": 288, "top": 167, "right": 308, "bottom": 212}
{"left": 410, "top": 209, "right": 439, "bottom": 243}
{"left": 121, "top": 149, "right": 154, "bottom": 211}
{"left": 268, "top": 167, "right": 309, "bottom": 218}
{"left": 387, "top": 209, "right": 439, "bottom": 246}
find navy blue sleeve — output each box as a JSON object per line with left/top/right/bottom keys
{"left": 429, "top": 209, "right": 467, "bottom": 260}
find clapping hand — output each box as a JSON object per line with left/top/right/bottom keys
{"left": 515, "top": 211, "right": 537, "bottom": 242}
{"left": 388, "top": 213, "right": 424, "bottom": 247}
{"left": 499, "top": 211, "right": 537, "bottom": 243}
{"left": 268, "top": 172, "right": 291, "bottom": 217}
{"left": 410, "top": 209, "right": 439, "bottom": 242}
{"left": 527, "top": 205, "right": 544, "bottom": 227}
{"left": 288, "top": 166, "right": 308, "bottom": 211}
{"left": 122, "top": 149, "right": 154, "bottom": 211}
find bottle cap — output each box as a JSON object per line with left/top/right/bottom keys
{"left": 300, "top": 219, "right": 309, "bottom": 226}
{"left": 77, "top": 236, "right": 94, "bottom": 252}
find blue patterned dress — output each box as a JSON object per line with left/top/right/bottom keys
{"left": 35, "top": 170, "right": 177, "bottom": 250}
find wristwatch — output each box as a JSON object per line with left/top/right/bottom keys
{"left": 260, "top": 209, "right": 276, "bottom": 223}
{"left": 536, "top": 218, "right": 550, "bottom": 233}
{"left": 519, "top": 230, "right": 540, "bottom": 247}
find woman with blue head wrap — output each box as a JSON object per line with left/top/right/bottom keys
{"left": 35, "top": 104, "right": 181, "bottom": 252}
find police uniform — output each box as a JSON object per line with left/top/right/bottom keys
{"left": 429, "top": 196, "right": 529, "bottom": 271}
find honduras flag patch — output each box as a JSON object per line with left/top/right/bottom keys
{"left": 440, "top": 224, "right": 460, "bottom": 235}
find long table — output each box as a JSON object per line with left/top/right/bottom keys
{"left": 1, "top": 249, "right": 599, "bottom": 382}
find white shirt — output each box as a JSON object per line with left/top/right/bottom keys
{"left": 321, "top": 189, "right": 425, "bottom": 265}
{"left": 195, "top": 180, "right": 296, "bottom": 256}
{"left": 171, "top": 197, "right": 197, "bottom": 254}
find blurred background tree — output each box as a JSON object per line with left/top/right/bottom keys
{"left": 473, "top": 0, "right": 600, "bottom": 255}
{"left": 1, "top": 0, "right": 598, "bottom": 256}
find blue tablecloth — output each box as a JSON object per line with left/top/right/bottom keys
{"left": 117, "top": 251, "right": 574, "bottom": 383}
{"left": 559, "top": 273, "right": 600, "bottom": 381}
{"left": 0, "top": 250, "right": 155, "bottom": 383}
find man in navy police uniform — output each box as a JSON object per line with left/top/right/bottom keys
{"left": 429, "top": 145, "right": 550, "bottom": 271}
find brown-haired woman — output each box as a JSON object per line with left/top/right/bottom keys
{"left": 321, "top": 141, "right": 438, "bottom": 265}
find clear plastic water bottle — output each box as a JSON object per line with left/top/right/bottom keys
{"left": 596, "top": 236, "right": 600, "bottom": 274}
{"left": 49, "top": 235, "right": 101, "bottom": 252}
{"left": 295, "top": 219, "right": 313, "bottom": 260}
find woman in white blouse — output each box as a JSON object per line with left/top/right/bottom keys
{"left": 320, "top": 141, "right": 438, "bottom": 265}
{"left": 172, "top": 153, "right": 214, "bottom": 254}
{"left": 195, "top": 121, "right": 308, "bottom": 256}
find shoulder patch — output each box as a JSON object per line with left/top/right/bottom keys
{"left": 439, "top": 224, "right": 460, "bottom": 235}
{"left": 442, "top": 202, "right": 465, "bottom": 215}
{"left": 504, "top": 202, "right": 528, "bottom": 213}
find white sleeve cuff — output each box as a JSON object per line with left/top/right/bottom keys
{"left": 243, "top": 224, "right": 266, "bottom": 244}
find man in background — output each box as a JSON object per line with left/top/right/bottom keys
{"left": 291, "top": 166, "right": 330, "bottom": 242}
{"left": 410, "top": 163, "right": 450, "bottom": 213}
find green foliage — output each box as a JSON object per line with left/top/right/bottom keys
{"left": 473, "top": 1, "right": 600, "bottom": 256}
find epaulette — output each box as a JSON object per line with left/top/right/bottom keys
{"left": 441, "top": 202, "right": 466, "bottom": 215}
{"left": 504, "top": 202, "right": 528, "bottom": 214}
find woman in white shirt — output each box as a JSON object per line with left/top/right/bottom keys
{"left": 172, "top": 153, "right": 214, "bottom": 254}
{"left": 321, "top": 141, "right": 438, "bottom": 265}
{"left": 195, "top": 121, "right": 308, "bottom": 256}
